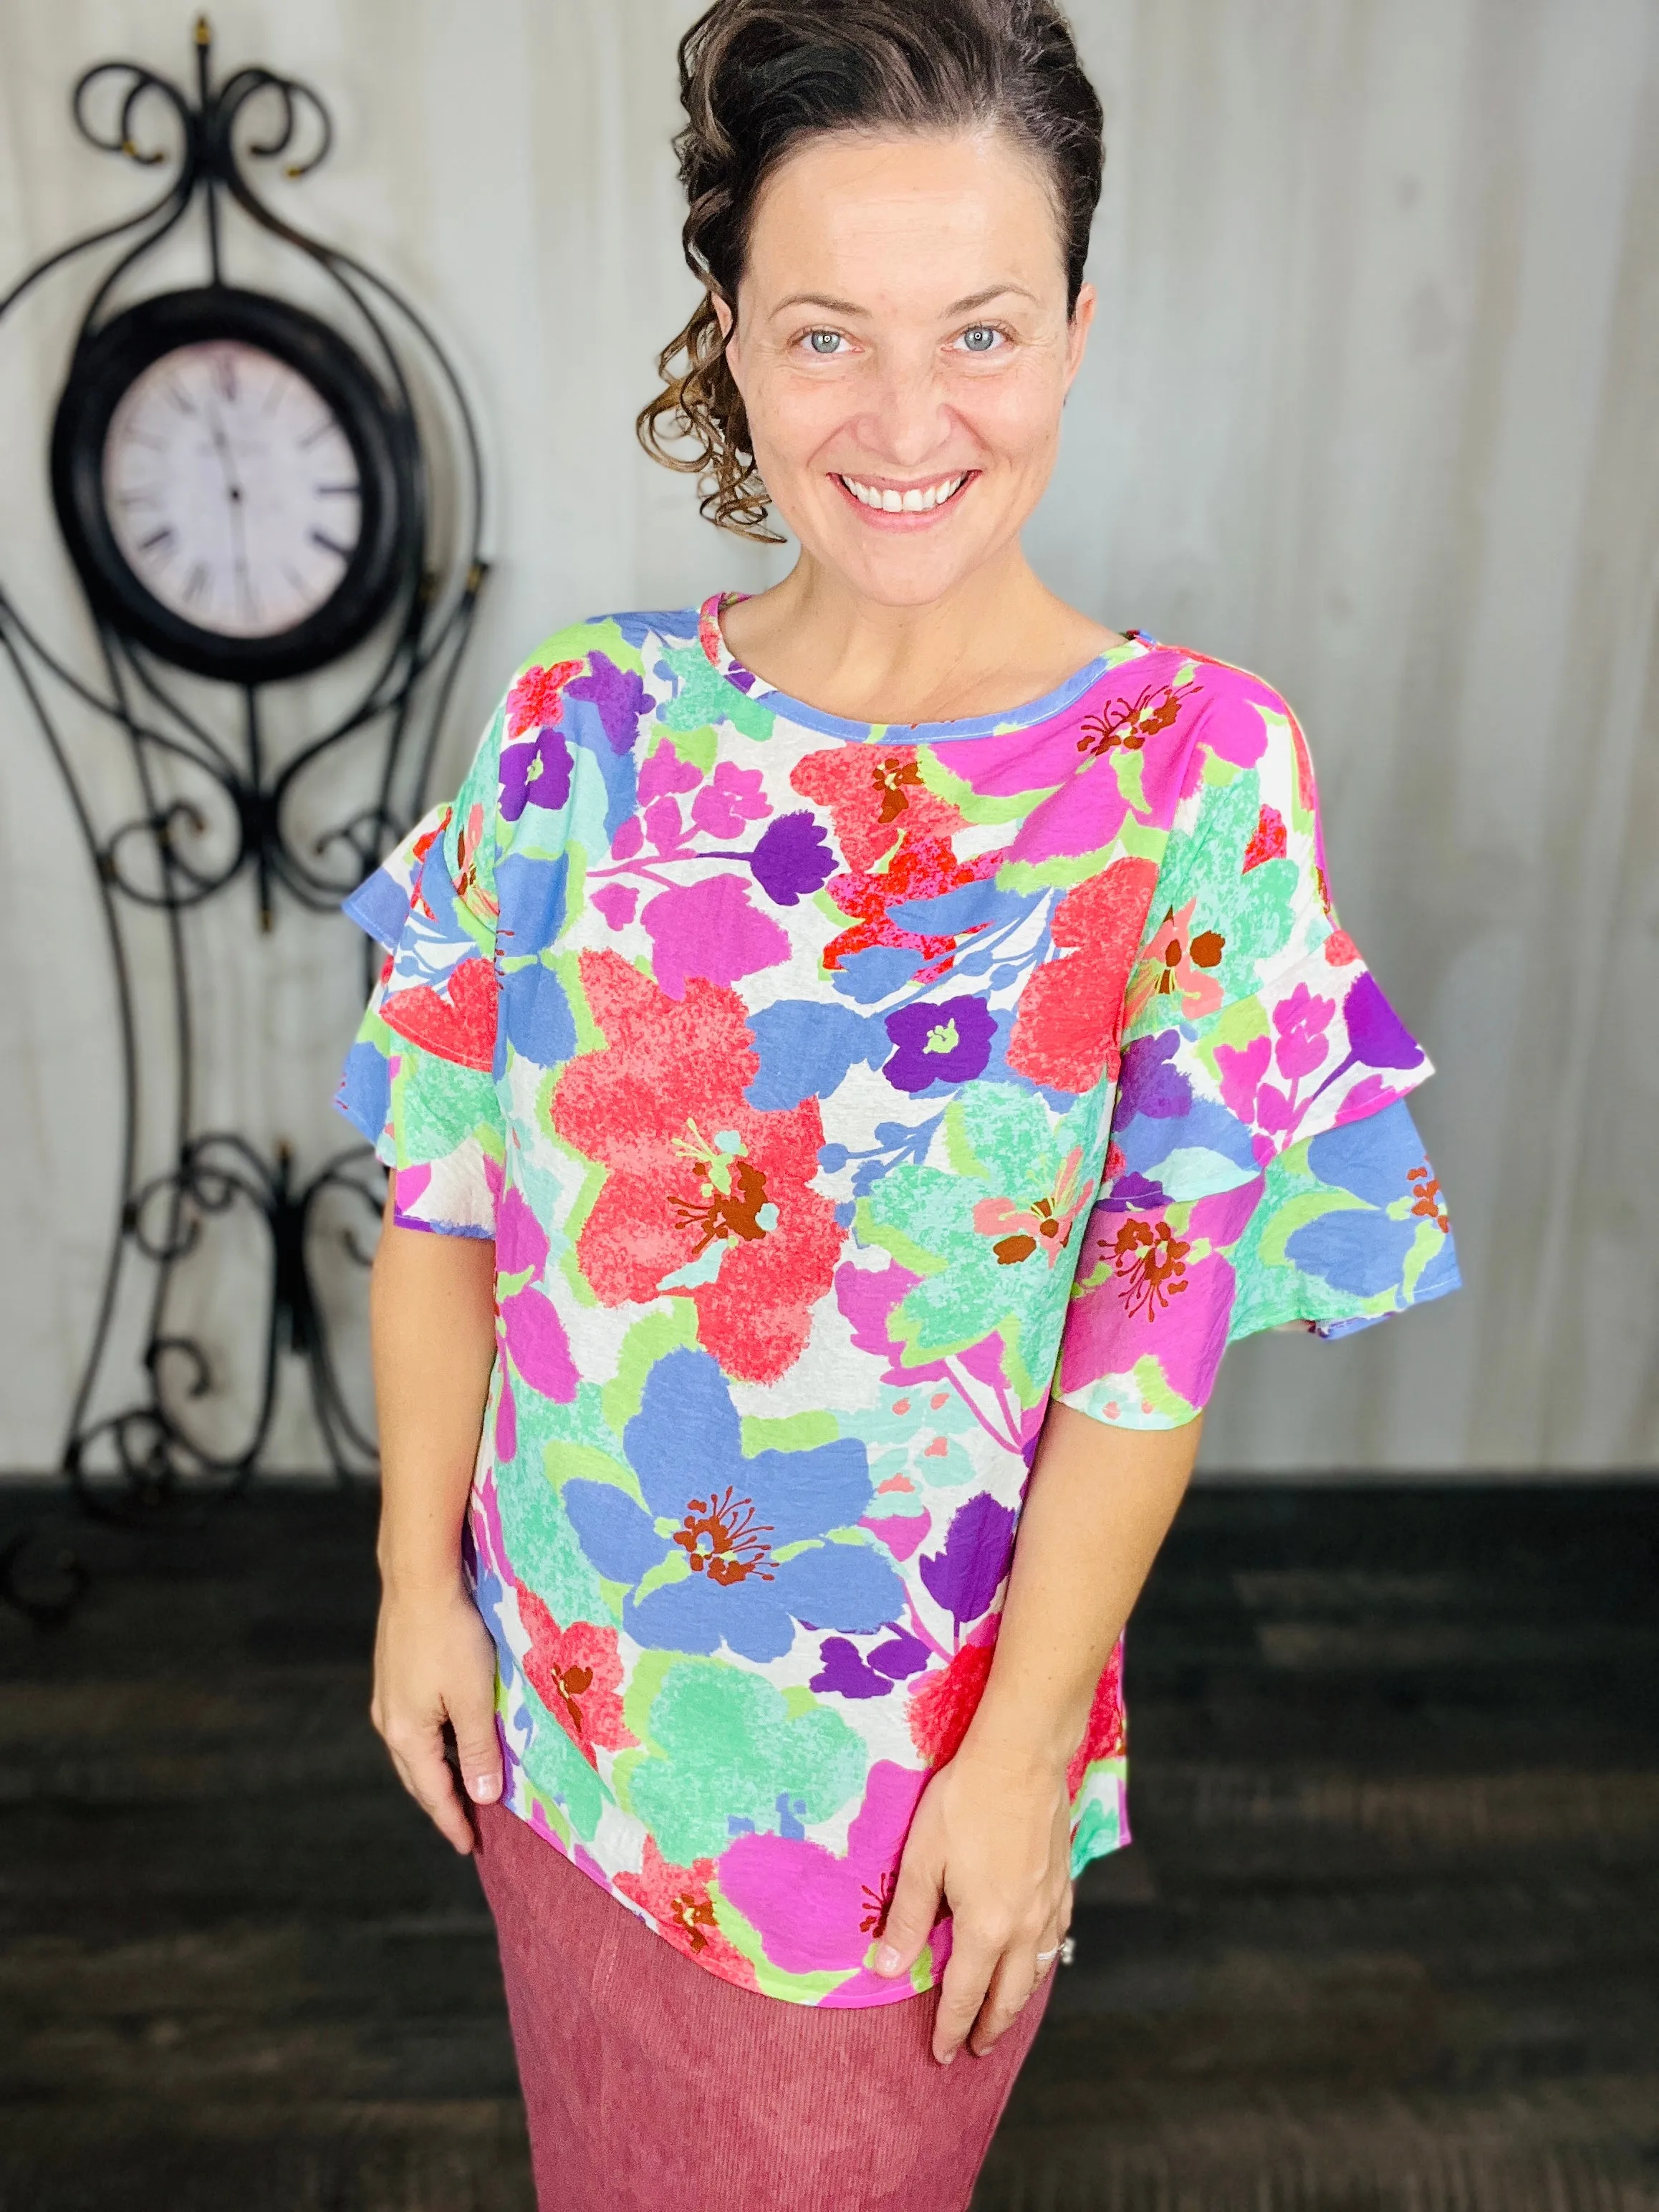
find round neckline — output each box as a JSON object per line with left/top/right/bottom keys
{"left": 697, "top": 592, "right": 1158, "bottom": 743}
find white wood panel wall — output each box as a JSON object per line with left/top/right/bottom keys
{"left": 1, "top": 0, "right": 1654, "bottom": 1473}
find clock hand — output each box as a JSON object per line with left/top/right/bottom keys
{"left": 204, "top": 395, "right": 257, "bottom": 621}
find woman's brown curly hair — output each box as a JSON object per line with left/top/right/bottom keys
{"left": 637, "top": 0, "right": 1104, "bottom": 541}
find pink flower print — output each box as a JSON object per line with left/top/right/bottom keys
{"left": 505, "top": 658, "right": 584, "bottom": 740}
{"left": 643, "top": 794, "right": 693, "bottom": 855}
{"left": 971, "top": 1147, "right": 1090, "bottom": 1267}
{"left": 636, "top": 743, "right": 701, "bottom": 807}
{"left": 1107, "top": 1216, "right": 1192, "bottom": 1320}
{"left": 590, "top": 884, "right": 638, "bottom": 931}
{"left": 1215, "top": 1032, "right": 1271, "bottom": 1127}
{"left": 499, "top": 1284, "right": 579, "bottom": 1402}
{"left": 1323, "top": 928, "right": 1360, "bottom": 968}
{"left": 692, "top": 761, "right": 771, "bottom": 838}
{"left": 1075, "top": 680, "right": 1190, "bottom": 759}
{"left": 638, "top": 875, "right": 790, "bottom": 1001}
{"left": 1272, "top": 982, "right": 1336, "bottom": 1082}
{"left": 717, "top": 1761, "right": 931, "bottom": 1980}
{"left": 615, "top": 1837, "right": 756, "bottom": 1988}
{"left": 1059, "top": 1235, "right": 1236, "bottom": 1411}
{"left": 1122, "top": 898, "right": 1226, "bottom": 1031}
{"left": 1241, "top": 803, "right": 1287, "bottom": 872}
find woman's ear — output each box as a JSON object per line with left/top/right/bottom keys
{"left": 1062, "top": 282, "right": 1097, "bottom": 392}
{"left": 711, "top": 288, "right": 742, "bottom": 393}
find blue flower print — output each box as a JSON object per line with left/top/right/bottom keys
{"left": 561, "top": 1350, "right": 905, "bottom": 1663}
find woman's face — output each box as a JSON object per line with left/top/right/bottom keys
{"left": 721, "top": 128, "right": 1095, "bottom": 607}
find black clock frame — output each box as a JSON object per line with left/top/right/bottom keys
{"left": 52, "top": 284, "right": 416, "bottom": 684}
{"left": 0, "top": 21, "right": 489, "bottom": 1595}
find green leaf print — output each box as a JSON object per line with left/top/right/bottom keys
{"left": 620, "top": 1659, "right": 865, "bottom": 1865}
{"left": 855, "top": 1084, "right": 1100, "bottom": 1404}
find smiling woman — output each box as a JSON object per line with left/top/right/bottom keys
{"left": 341, "top": 4, "right": 1458, "bottom": 2209}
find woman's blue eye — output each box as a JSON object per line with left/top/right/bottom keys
{"left": 808, "top": 330, "right": 842, "bottom": 355}
{"left": 961, "top": 325, "right": 999, "bottom": 352}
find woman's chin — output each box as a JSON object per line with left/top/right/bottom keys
{"left": 800, "top": 508, "right": 1012, "bottom": 609}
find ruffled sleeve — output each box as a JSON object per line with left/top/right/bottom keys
{"left": 334, "top": 708, "right": 507, "bottom": 1239}
{"left": 1054, "top": 683, "right": 1458, "bottom": 1428}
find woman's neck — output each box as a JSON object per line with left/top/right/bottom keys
{"left": 720, "top": 547, "right": 1123, "bottom": 725}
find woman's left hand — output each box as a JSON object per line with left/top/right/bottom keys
{"left": 872, "top": 1744, "right": 1073, "bottom": 2063}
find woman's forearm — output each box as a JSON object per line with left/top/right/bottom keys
{"left": 962, "top": 1403, "right": 1201, "bottom": 1776}
{"left": 369, "top": 1195, "right": 499, "bottom": 1596}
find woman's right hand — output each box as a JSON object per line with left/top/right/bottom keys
{"left": 370, "top": 1579, "right": 503, "bottom": 1854}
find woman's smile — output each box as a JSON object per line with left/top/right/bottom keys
{"left": 832, "top": 468, "right": 977, "bottom": 523}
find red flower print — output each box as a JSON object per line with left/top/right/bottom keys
{"left": 792, "top": 744, "right": 1001, "bottom": 981}
{"left": 907, "top": 1624, "right": 998, "bottom": 1767}
{"left": 1121, "top": 897, "right": 1226, "bottom": 1031}
{"left": 1065, "top": 1638, "right": 1127, "bottom": 1795}
{"left": 792, "top": 744, "right": 965, "bottom": 872}
{"left": 1108, "top": 1217, "right": 1191, "bottom": 1320}
{"left": 1006, "top": 855, "right": 1160, "bottom": 1094}
{"left": 1076, "top": 680, "right": 1191, "bottom": 759}
{"left": 1242, "top": 803, "right": 1287, "bottom": 872}
{"left": 615, "top": 1837, "right": 757, "bottom": 1986}
{"left": 505, "top": 658, "right": 584, "bottom": 740}
{"left": 1407, "top": 1163, "right": 1451, "bottom": 1233}
{"left": 517, "top": 1587, "right": 637, "bottom": 1764}
{"left": 382, "top": 956, "right": 499, "bottom": 1072}
{"left": 549, "top": 951, "right": 842, "bottom": 1383}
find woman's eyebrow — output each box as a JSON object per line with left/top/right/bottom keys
{"left": 946, "top": 283, "right": 1039, "bottom": 312}
{"left": 769, "top": 282, "right": 1039, "bottom": 318}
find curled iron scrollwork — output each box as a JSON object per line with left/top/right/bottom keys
{"left": 0, "top": 16, "right": 487, "bottom": 1545}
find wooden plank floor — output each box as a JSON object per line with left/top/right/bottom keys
{"left": 1, "top": 1482, "right": 1655, "bottom": 2211}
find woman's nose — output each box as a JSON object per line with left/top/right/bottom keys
{"left": 856, "top": 357, "right": 954, "bottom": 471}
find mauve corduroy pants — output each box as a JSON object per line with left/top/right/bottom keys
{"left": 473, "top": 1797, "right": 1051, "bottom": 2212}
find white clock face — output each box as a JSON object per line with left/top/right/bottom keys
{"left": 102, "top": 340, "right": 363, "bottom": 640}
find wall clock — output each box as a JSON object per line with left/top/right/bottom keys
{"left": 52, "top": 284, "right": 415, "bottom": 684}
{"left": 0, "top": 24, "right": 488, "bottom": 1509}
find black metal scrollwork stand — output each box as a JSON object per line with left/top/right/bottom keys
{"left": 0, "top": 19, "right": 486, "bottom": 1578}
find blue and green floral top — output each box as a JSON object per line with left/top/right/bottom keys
{"left": 337, "top": 597, "right": 1458, "bottom": 2006}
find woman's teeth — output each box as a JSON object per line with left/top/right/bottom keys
{"left": 839, "top": 473, "right": 966, "bottom": 513}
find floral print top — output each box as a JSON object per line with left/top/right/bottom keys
{"left": 337, "top": 596, "right": 1458, "bottom": 2007}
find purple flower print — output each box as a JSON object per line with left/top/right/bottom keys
{"left": 749, "top": 811, "right": 837, "bottom": 905}
{"left": 809, "top": 1638, "right": 896, "bottom": 1700}
{"left": 1340, "top": 971, "right": 1425, "bottom": 1072}
{"left": 882, "top": 997, "right": 996, "bottom": 1094}
{"left": 499, "top": 728, "right": 573, "bottom": 822}
{"left": 918, "top": 1491, "right": 1017, "bottom": 1628}
{"left": 564, "top": 650, "right": 651, "bottom": 754}
{"left": 1115, "top": 1032, "right": 1193, "bottom": 1122}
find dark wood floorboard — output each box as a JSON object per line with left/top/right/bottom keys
{"left": 0, "top": 1482, "right": 1655, "bottom": 2211}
